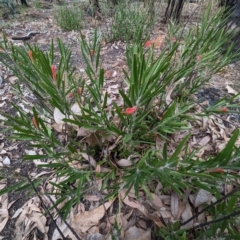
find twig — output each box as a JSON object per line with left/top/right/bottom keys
{"left": 86, "top": 143, "right": 112, "bottom": 227}
{"left": 23, "top": 171, "right": 67, "bottom": 240}
{"left": 181, "top": 187, "right": 240, "bottom": 227}
{"left": 191, "top": 208, "right": 240, "bottom": 230}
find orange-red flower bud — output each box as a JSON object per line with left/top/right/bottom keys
{"left": 68, "top": 92, "right": 74, "bottom": 97}
{"left": 219, "top": 107, "right": 228, "bottom": 113}
{"left": 89, "top": 50, "right": 96, "bottom": 56}
{"left": 28, "top": 51, "right": 33, "bottom": 63}
{"left": 143, "top": 40, "right": 153, "bottom": 48}
{"left": 122, "top": 106, "right": 137, "bottom": 115}
{"left": 196, "top": 55, "right": 202, "bottom": 61}
{"left": 32, "top": 116, "right": 39, "bottom": 129}
{"left": 51, "top": 65, "right": 57, "bottom": 81}
{"left": 77, "top": 87, "right": 82, "bottom": 95}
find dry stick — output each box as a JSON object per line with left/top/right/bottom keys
{"left": 45, "top": 195, "right": 82, "bottom": 240}
{"left": 23, "top": 172, "right": 67, "bottom": 240}
{"left": 190, "top": 95, "right": 240, "bottom": 129}
{"left": 191, "top": 208, "right": 240, "bottom": 229}
{"left": 181, "top": 187, "right": 240, "bottom": 227}
{"left": 86, "top": 143, "right": 112, "bottom": 228}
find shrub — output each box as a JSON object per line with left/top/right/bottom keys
{"left": 104, "top": 0, "right": 154, "bottom": 43}
{"left": 53, "top": 5, "right": 83, "bottom": 31}
{"left": 1, "top": 5, "right": 240, "bottom": 239}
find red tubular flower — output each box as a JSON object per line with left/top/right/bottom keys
{"left": 51, "top": 65, "right": 57, "bottom": 81}
{"left": 28, "top": 51, "right": 33, "bottom": 63}
{"left": 89, "top": 50, "right": 96, "bottom": 56}
{"left": 143, "top": 41, "right": 153, "bottom": 48}
{"left": 208, "top": 168, "right": 225, "bottom": 174}
{"left": 32, "top": 116, "right": 39, "bottom": 129}
{"left": 196, "top": 55, "right": 202, "bottom": 61}
{"left": 77, "top": 87, "right": 82, "bottom": 95}
{"left": 122, "top": 106, "right": 137, "bottom": 115}
{"left": 219, "top": 107, "right": 228, "bottom": 113}
{"left": 68, "top": 92, "right": 74, "bottom": 97}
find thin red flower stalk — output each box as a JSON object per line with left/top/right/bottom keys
{"left": 28, "top": 51, "right": 34, "bottom": 63}
{"left": 51, "top": 65, "right": 57, "bottom": 81}
{"left": 122, "top": 106, "right": 137, "bottom": 115}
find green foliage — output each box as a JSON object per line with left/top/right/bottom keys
{"left": 53, "top": 5, "right": 83, "bottom": 31}
{"left": 1, "top": 5, "right": 240, "bottom": 238}
{"left": 105, "top": 0, "right": 154, "bottom": 43}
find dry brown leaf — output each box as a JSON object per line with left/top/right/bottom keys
{"left": 137, "top": 219, "right": 147, "bottom": 229}
{"left": 148, "top": 211, "right": 166, "bottom": 228}
{"left": 77, "top": 127, "right": 92, "bottom": 137}
{"left": 120, "top": 190, "right": 142, "bottom": 209}
{"left": 151, "top": 35, "right": 166, "bottom": 48}
{"left": 8, "top": 75, "right": 18, "bottom": 84}
{"left": 71, "top": 102, "right": 82, "bottom": 115}
{"left": 226, "top": 85, "right": 238, "bottom": 95}
{"left": 116, "top": 159, "right": 133, "bottom": 167}
{"left": 83, "top": 194, "right": 101, "bottom": 202}
{"left": 165, "top": 79, "right": 184, "bottom": 105}
{"left": 171, "top": 192, "right": 179, "bottom": 218}
{"left": 51, "top": 122, "right": 64, "bottom": 132}
{"left": 197, "top": 205, "right": 206, "bottom": 224}
{"left": 150, "top": 193, "right": 163, "bottom": 209}
{"left": 198, "top": 135, "right": 211, "bottom": 146}
{"left": 104, "top": 70, "right": 114, "bottom": 79}
{"left": 87, "top": 233, "right": 105, "bottom": 240}
{"left": 81, "top": 152, "right": 97, "bottom": 167}
{"left": 0, "top": 194, "right": 9, "bottom": 232}
{"left": 176, "top": 201, "right": 186, "bottom": 220}
{"left": 194, "top": 189, "right": 212, "bottom": 208}
{"left": 26, "top": 212, "right": 48, "bottom": 236}
{"left": 12, "top": 208, "right": 23, "bottom": 219}
{"left": 73, "top": 200, "right": 113, "bottom": 232}
{"left": 52, "top": 218, "right": 75, "bottom": 240}
{"left": 0, "top": 180, "right": 6, "bottom": 191}
{"left": 0, "top": 218, "right": 8, "bottom": 232}
{"left": 85, "top": 131, "right": 103, "bottom": 147}
{"left": 159, "top": 209, "right": 172, "bottom": 219}
{"left": 53, "top": 107, "right": 65, "bottom": 124}
{"left": 124, "top": 226, "right": 151, "bottom": 240}
{"left": 180, "top": 203, "right": 193, "bottom": 229}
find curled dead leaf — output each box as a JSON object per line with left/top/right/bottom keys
{"left": 180, "top": 203, "right": 193, "bottom": 229}
{"left": 116, "top": 159, "right": 133, "bottom": 167}
{"left": 73, "top": 200, "right": 113, "bottom": 232}
{"left": 226, "top": 85, "right": 238, "bottom": 95}
{"left": 194, "top": 189, "right": 212, "bottom": 208}
{"left": 53, "top": 107, "right": 65, "bottom": 124}
{"left": 71, "top": 102, "right": 82, "bottom": 115}
{"left": 171, "top": 192, "right": 179, "bottom": 218}
{"left": 149, "top": 193, "right": 163, "bottom": 209}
